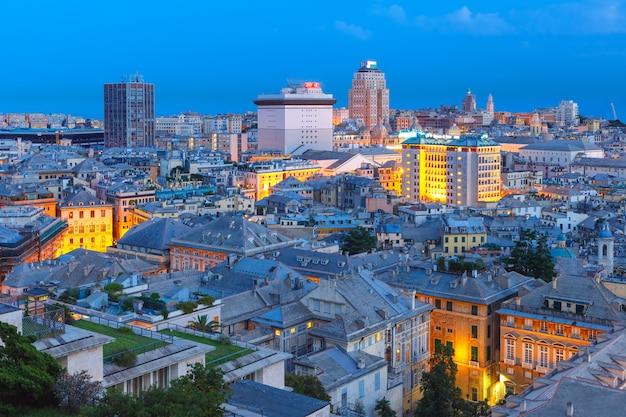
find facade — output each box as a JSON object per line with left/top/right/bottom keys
{"left": 104, "top": 74, "right": 155, "bottom": 148}
{"left": 496, "top": 259, "right": 626, "bottom": 397}
{"left": 255, "top": 81, "right": 336, "bottom": 154}
{"left": 239, "top": 160, "right": 321, "bottom": 201}
{"left": 58, "top": 189, "right": 113, "bottom": 254}
{"left": 442, "top": 216, "right": 487, "bottom": 256}
{"left": 556, "top": 99, "right": 579, "bottom": 126}
{"left": 402, "top": 132, "right": 501, "bottom": 206}
{"left": 348, "top": 60, "right": 389, "bottom": 129}
{"left": 388, "top": 266, "right": 537, "bottom": 405}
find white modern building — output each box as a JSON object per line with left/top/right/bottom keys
{"left": 255, "top": 81, "right": 336, "bottom": 155}
{"left": 556, "top": 100, "right": 579, "bottom": 126}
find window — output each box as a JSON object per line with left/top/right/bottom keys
{"left": 471, "top": 346, "right": 478, "bottom": 362}
{"left": 556, "top": 324, "right": 564, "bottom": 336}
{"left": 79, "top": 211, "right": 84, "bottom": 219}
{"left": 446, "top": 301, "right": 453, "bottom": 311}
{"left": 539, "top": 345, "right": 549, "bottom": 368}
{"left": 471, "top": 325, "right": 478, "bottom": 338}
{"left": 446, "top": 341, "right": 454, "bottom": 352}
{"left": 358, "top": 380, "right": 364, "bottom": 398}
{"left": 90, "top": 210, "right": 95, "bottom": 218}
{"left": 471, "top": 387, "right": 478, "bottom": 402}
{"left": 471, "top": 305, "right": 478, "bottom": 316}
{"left": 447, "top": 328, "right": 453, "bottom": 334}
{"left": 353, "top": 343, "right": 358, "bottom": 351}
{"left": 101, "top": 209, "right": 106, "bottom": 217}
{"left": 523, "top": 343, "right": 533, "bottom": 365}
{"left": 486, "top": 346, "right": 491, "bottom": 361}
{"left": 555, "top": 348, "right": 565, "bottom": 363}
{"left": 374, "top": 372, "right": 380, "bottom": 391}
{"left": 435, "top": 339, "right": 442, "bottom": 351}
{"left": 540, "top": 321, "right": 548, "bottom": 333}
{"left": 487, "top": 325, "right": 491, "bottom": 338}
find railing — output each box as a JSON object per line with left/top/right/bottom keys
{"left": 501, "top": 303, "right": 615, "bottom": 328}
{"left": 22, "top": 305, "right": 66, "bottom": 339}
{"left": 161, "top": 323, "right": 260, "bottom": 351}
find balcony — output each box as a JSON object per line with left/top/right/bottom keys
{"left": 504, "top": 358, "right": 515, "bottom": 366}
{"left": 522, "top": 362, "right": 534, "bottom": 370}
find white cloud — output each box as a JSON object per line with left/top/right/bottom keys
{"left": 415, "top": 6, "right": 512, "bottom": 35}
{"left": 334, "top": 21, "right": 372, "bottom": 40}
{"left": 520, "top": 1, "right": 626, "bottom": 35}
{"left": 371, "top": 4, "right": 407, "bottom": 24}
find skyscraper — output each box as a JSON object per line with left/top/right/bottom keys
{"left": 254, "top": 81, "right": 336, "bottom": 154}
{"left": 486, "top": 94, "right": 494, "bottom": 116}
{"left": 348, "top": 60, "right": 389, "bottom": 129}
{"left": 104, "top": 74, "right": 155, "bottom": 148}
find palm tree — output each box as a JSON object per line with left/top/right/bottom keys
{"left": 188, "top": 314, "right": 218, "bottom": 332}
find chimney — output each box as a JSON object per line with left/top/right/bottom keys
{"left": 515, "top": 296, "right": 521, "bottom": 306}
{"left": 552, "top": 278, "right": 557, "bottom": 290}
{"left": 357, "top": 358, "right": 365, "bottom": 369}
{"left": 566, "top": 402, "right": 574, "bottom": 417}
{"left": 520, "top": 400, "right": 526, "bottom": 412}
{"left": 411, "top": 290, "right": 416, "bottom": 310}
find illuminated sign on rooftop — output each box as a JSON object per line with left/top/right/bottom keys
{"left": 303, "top": 82, "right": 320, "bottom": 89}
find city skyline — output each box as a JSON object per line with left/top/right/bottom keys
{"left": 1, "top": 1, "right": 625, "bottom": 119}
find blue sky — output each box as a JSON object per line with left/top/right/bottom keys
{"left": 1, "top": 1, "right": 625, "bottom": 119}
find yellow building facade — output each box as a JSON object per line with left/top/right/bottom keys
{"left": 442, "top": 216, "right": 487, "bottom": 256}
{"left": 58, "top": 189, "right": 113, "bottom": 254}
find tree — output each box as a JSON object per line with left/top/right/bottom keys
{"left": 341, "top": 227, "right": 377, "bottom": 255}
{"left": 414, "top": 344, "right": 465, "bottom": 417}
{"left": 54, "top": 370, "right": 102, "bottom": 412}
{"left": 188, "top": 314, "right": 218, "bottom": 333}
{"left": 285, "top": 373, "right": 330, "bottom": 403}
{"left": 375, "top": 397, "right": 396, "bottom": 417}
{"left": 502, "top": 229, "right": 555, "bottom": 282}
{"left": 104, "top": 282, "right": 124, "bottom": 302}
{"left": 0, "top": 322, "right": 63, "bottom": 416}
{"left": 89, "top": 363, "right": 228, "bottom": 417}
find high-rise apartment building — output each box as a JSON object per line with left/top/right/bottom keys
{"left": 486, "top": 94, "right": 494, "bottom": 116}
{"left": 556, "top": 100, "right": 579, "bottom": 126}
{"left": 104, "top": 74, "right": 155, "bottom": 148}
{"left": 401, "top": 131, "right": 501, "bottom": 206}
{"left": 254, "top": 81, "right": 336, "bottom": 155}
{"left": 348, "top": 60, "right": 389, "bottom": 129}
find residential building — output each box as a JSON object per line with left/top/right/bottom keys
{"left": 517, "top": 139, "right": 603, "bottom": 178}
{"left": 255, "top": 81, "right": 336, "bottom": 154}
{"left": 401, "top": 132, "right": 501, "bottom": 206}
{"left": 58, "top": 189, "right": 113, "bottom": 254}
{"left": 497, "top": 258, "right": 626, "bottom": 396}
{"left": 107, "top": 218, "right": 192, "bottom": 272}
{"left": 348, "top": 60, "right": 390, "bottom": 129}
{"left": 442, "top": 215, "right": 487, "bottom": 256}
{"left": 239, "top": 160, "right": 321, "bottom": 201}
{"left": 386, "top": 265, "right": 537, "bottom": 404}
{"left": 305, "top": 273, "right": 433, "bottom": 416}
{"left": 491, "top": 329, "right": 626, "bottom": 417}
{"left": 95, "top": 179, "right": 156, "bottom": 241}
{"left": 556, "top": 100, "right": 579, "bottom": 126}
{"left": 0, "top": 205, "right": 66, "bottom": 281}
{"left": 168, "top": 215, "right": 298, "bottom": 272}
{"left": 104, "top": 74, "right": 155, "bottom": 148}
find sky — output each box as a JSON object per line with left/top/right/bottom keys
{"left": 1, "top": 0, "right": 625, "bottom": 120}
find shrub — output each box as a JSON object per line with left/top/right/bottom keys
{"left": 117, "top": 326, "right": 134, "bottom": 335}
{"left": 112, "top": 350, "right": 137, "bottom": 367}
{"left": 197, "top": 295, "right": 215, "bottom": 306}
{"left": 218, "top": 334, "right": 232, "bottom": 345}
{"left": 178, "top": 301, "right": 198, "bottom": 314}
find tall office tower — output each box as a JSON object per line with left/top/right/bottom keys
{"left": 556, "top": 100, "right": 579, "bottom": 126}
{"left": 348, "top": 60, "right": 389, "bottom": 129}
{"left": 462, "top": 88, "right": 477, "bottom": 112}
{"left": 401, "top": 132, "right": 501, "bottom": 206}
{"left": 254, "top": 81, "right": 336, "bottom": 155}
{"left": 486, "top": 93, "right": 494, "bottom": 115}
{"left": 104, "top": 74, "right": 155, "bottom": 148}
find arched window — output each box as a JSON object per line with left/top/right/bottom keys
{"left": 603, "top": 244, "right": 608, "bottom": 257}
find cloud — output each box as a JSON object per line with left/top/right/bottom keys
{"left": 415, "top": 6, "right": 512, "bottom": 35}
{"left": 371, "top": 4, "right": 407, "bottom": 24}
{"left": 334, "top": 21, "right": 372, "bottom": 40}
{"left": 517, "top": 1, "right": 626, "bottom": 35}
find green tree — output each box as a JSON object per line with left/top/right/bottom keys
{"left": 188, "top": 314, "right": 218, "bottom": 333}
{"left": 104, "top": 282, "right": 124, "bottom": 302}
{"left": 178, "top": 301, "right": 198, "bottom": 314}
{"left": 502, "top": 229, "right": 555, "bottom": 282}
{"left": 89, "top": 363, "right": 228, "bottom": 417}
{"left": 414, "top": 344, "right": 465, "bottom": 417}
{"left": 375, "top": 397, "right": 396, "bottom": 417}
{"left": 341, "top": 227, "right": 377, "bottom": 255}
{"left": 54, "top": 370, "right": 102, "bottom": 412}
{"left": 285, "top": 373, "right": 330, "bottom": 403}
{"left": 0, "top": 322, "right": 63, "bottom": 416}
